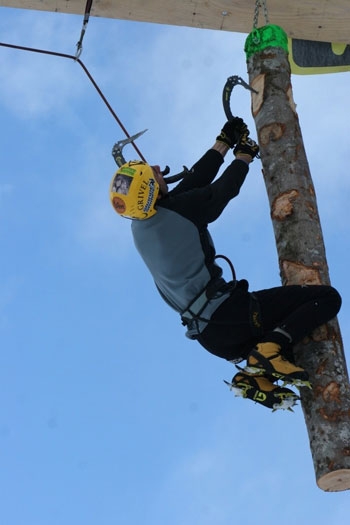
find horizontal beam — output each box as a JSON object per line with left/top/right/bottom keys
{"left": 1, "top": 0, "right": 350, "bottom": 44}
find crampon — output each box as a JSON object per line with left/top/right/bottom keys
{"left": 225, "top": 372, "right": 300, "bottom": 412}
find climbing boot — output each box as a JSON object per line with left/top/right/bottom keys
{"left": 245, "top": 342, "right": 312, "bottom": 388}
{"left": 233, "top": 130, "right": 260, "bottom": 159}
{"left": 225, "top": 371, "right": 300, "bottom": 411}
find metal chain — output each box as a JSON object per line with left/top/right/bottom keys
{"left": 253, "top": 0, "right": 270, "bottom": 29}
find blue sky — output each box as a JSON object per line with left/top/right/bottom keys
{"left": 1, "top": 6, "right": 350, "bottom": 525}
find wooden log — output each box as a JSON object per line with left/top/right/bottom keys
{"left": 245, "top": 25, "right": 350, "bottom": 491}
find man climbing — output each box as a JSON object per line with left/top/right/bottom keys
{"left": 109, "top": 118, "right": 342, "bottom": 411}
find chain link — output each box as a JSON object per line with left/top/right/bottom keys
{"left": 253, "top": 0, "right": 270, "bottom": 29}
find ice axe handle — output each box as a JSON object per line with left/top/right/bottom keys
{"left": 163, "top": 166, "right": 192, "bottom": 184}
{"left": 112, "top": 147, "right": 126, "bottom": 167}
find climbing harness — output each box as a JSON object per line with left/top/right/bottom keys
{"left": 181, "top": 255, "right": 237, "bottom": 328}
{"left": 180, "top": 251, "right": 263, "bottom": 341}
{"left": 181, "top": 279, "right": 236, "bottom": 329}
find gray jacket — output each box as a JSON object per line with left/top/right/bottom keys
{"left": 131, "top": 149, "right": 249, "bottom": 337}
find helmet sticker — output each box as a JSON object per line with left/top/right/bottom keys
{"left": 112, "top": 173, "right": 133, "bottom": 195}
{"left": 112, "top": 196, "right": 126, "bottom": 214}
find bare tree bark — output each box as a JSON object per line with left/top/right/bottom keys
{"left": 245, "top": 26, "right": 350, "bottom": 491}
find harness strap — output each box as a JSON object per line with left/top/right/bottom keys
{"left": 181, "top": 279, "right": 236, "bottom": 325}
{"left": 181, "top": 289, "right": 211, "bottom": 324}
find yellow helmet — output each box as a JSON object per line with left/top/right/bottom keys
{"left": 109, "top": 161, "right": 160, "bottom": 220}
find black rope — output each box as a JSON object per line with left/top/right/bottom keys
{"left": 0, "top": 41, "right": 146, "bottom": 162}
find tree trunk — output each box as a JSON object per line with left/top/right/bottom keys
{"left": 245, "top": 26, "right": 350, "bottom": 491}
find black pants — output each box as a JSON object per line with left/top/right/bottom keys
{"left": 197, "top": 284, "right": 342, "bottom": 361}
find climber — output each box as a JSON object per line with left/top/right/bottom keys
{"left": 109, "top": 118, "right": 342, "bottom": 411}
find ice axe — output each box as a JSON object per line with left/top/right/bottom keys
{"left": 111, "top": 129, "right": 148, "bottom": 167}
{"left": 111, "top": 130, "right": 171, "bottom": 177}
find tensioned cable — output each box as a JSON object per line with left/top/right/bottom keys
{"left": 76, "top": 0, "right": 94, "bottom": 58}
{"left": 0, "top": 41, "right": 146, "bottom": 161}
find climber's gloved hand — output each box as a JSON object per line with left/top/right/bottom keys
{"left": 216, "top": 118, "right": 249, "bottom": 148}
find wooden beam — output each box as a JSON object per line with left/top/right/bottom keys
{"left": 1, "top": 0, "right": 350, "bottom": 44}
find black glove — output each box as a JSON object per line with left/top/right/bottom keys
{"left": 216, "top": 118, "right": 248, "bottom": 148}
